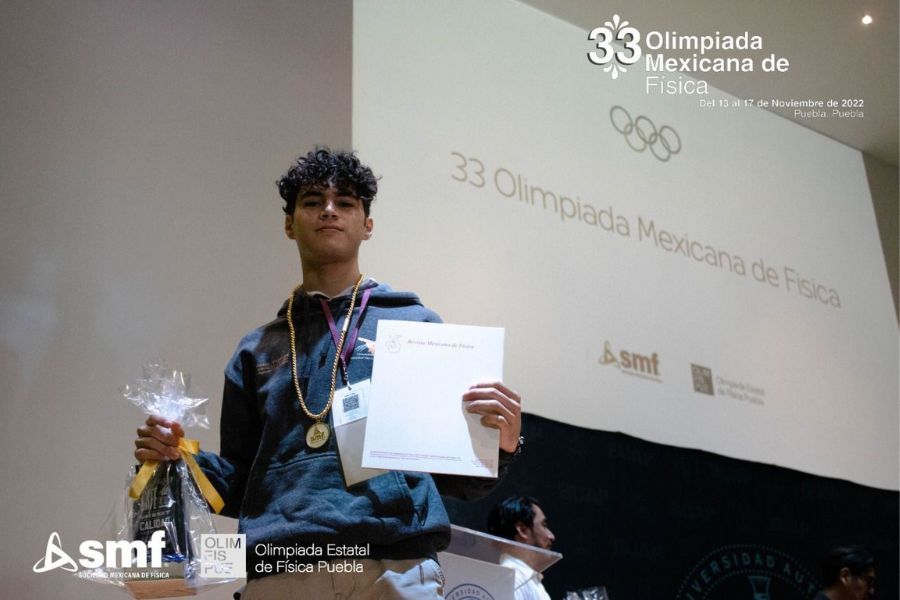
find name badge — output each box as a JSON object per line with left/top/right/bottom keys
{"left": 332, "top": 379, "right": 371, "bottom": 428}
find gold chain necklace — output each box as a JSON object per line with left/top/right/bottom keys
{"left": 287, "top": 274, "right": 364, "bottom": 448}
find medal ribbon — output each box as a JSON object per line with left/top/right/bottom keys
{"left": 128, "top": 438, "right": 225, "bottom": 514}
{"left": 320, "top": 288, "right": 372, "bottom": 373}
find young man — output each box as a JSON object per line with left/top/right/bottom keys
{"left": 134, "top": 148, "right": 523, "bottom": 598}
{"left": 813, "top": 546, "right": 876, "bottom": 600}
{"left": 487, "top": 496, "right": 556, "bottom": 600}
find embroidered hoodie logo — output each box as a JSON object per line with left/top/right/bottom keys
{"left": 357, "top": 337, "right": 377, "bottom": 355}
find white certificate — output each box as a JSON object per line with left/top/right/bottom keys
{"left": 362, "top": 320, "right": 505, "bottom": 477}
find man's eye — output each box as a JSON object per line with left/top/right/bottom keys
{"left": 338, "top": 200, "right": 356, "bottom": 208}
{"left": 303, "top": 199, "right": 322, "bottom": 208}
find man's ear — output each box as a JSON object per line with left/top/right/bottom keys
{"left": 838, "top": 567, "right": 852, "bottom": 586}
{"left": 514, "top": 521, "right": 530, "bottom": 542}
{"left": 363, "top": 217, "right": 374, "bottom": 240}
{"left": 285, "top": 214, "right": 295, "bottom": 240}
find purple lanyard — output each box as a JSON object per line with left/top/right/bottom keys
{"left": 319, "top": 288, "right": 371, "bottom": 375}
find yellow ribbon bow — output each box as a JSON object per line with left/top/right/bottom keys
{"left": 128, "top": 438, "right": 225, "bottom": 514}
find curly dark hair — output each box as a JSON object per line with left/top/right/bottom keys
{"left": 277, "top": 147, "right": 378, "bottom": 216}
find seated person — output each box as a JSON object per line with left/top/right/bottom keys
{"left": 487, "top": 496, "right": 555, "bottom": 600}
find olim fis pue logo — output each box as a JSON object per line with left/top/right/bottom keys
{"left": 587, "top": 15, "right": 790, "bottom": 93}
{"left": 33, "top": 530, "right": 166, "bottom": 573}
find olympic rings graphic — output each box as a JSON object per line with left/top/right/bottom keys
{"left": 609, "top": 105, "right": 682, "bottom": 162}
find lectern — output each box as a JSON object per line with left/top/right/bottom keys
{"left": 438, "top": 524, "right": 563, "bottom": 600}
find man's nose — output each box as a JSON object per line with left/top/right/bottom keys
{"left": 320, "top": 199, "right": 338, "bottom": 216}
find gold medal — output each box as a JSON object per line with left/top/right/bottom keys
{"left": 306, "top": 421, "right": 330, "bottom": 449}
{"left": 287, "top": 275, "right": 364, "bottom": 452}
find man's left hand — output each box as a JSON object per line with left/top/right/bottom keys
{"left": 463, "top": 381, "right": 522, "bottom": 453}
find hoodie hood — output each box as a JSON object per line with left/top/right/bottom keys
{"left": 276, "top": 280, "right": 425, "bottom": 318}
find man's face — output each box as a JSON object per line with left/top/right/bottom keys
{"left": 284, "top": 185, "right": 373, "bottom": 266}
{"left": 842, "top": 567, "right": 875, "bottom": 600}
{"left": 517, "top": 504, "right": 555, "bottom": 550}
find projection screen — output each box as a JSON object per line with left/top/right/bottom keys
{"left": 352, "top": 0, "right": 898, "bottom": 490}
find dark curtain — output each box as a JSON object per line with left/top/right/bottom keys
{"left": 444, "top": 413, "right": 898, "bottom": 600}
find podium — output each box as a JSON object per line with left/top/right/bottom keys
{"left": 438, "top": 525, "right": 563, "bottom": 600}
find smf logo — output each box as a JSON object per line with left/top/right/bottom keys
{"left": 610, "top": 106, "right": 682, "bottom": 162}
{"left": 691, "top": 364, "right": 714, "bottom": 395}
{"left": 599, "top": 340, "right": 661, "bottom": 382}
{"left": 587, "top": 14, "right": 641, "bottom": 79}
{"left": 33, "top": 530, "right": 165, "bottom": 573}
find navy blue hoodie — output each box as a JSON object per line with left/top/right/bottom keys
{"left": 197, "top": 281, "right": 509, "bottom": 576}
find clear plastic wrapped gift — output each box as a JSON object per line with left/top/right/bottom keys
{"left": 77, "top": 361, "right": 235, "bottom": 598}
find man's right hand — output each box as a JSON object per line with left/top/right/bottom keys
{"left": 134, "top": 415, "right": 184, "bottom": 462}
